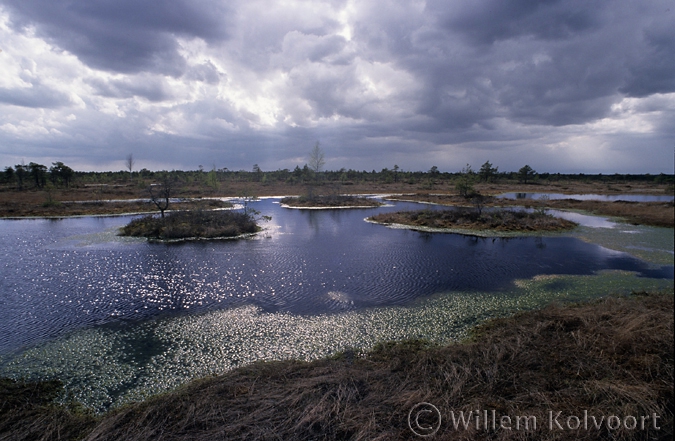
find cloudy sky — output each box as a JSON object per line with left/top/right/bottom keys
{"left": 0, "top": 0, "right": 673, "bottom": 173}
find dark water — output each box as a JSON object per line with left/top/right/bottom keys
{"left": 0, "top": 198, "right": 672, "bottom": 354}
{"left": 498, "top": 192, "right": 674, "bottom": 202}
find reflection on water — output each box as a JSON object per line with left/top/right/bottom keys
{"left": 546, "top": 209, "right": 618, "bottom": 228}
{"left": 498, "top": 192, "right": 674, "bottom": 202}
{"left": 0, "top": 198, "right": 672, "bottom": 411}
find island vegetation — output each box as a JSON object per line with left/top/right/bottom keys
{"left": 369, "top": 207, "right": 578, "bottom": 233}
{"left": 1, "top": 291, "right": 672, "bottom": 440}
{"left": 119, "top": 210, "right": 263, "bottom": 240}
{"left": 280, "top": 194, "right": 383, "bottom": 208}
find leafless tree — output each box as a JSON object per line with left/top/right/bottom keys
{"left": 126, "top": 154, "right": 135, "bottom": 180}
{"left": 308, "top": 142, "right": 325, "bottom": 173}
{"left": 148, "top": 174, "right": 173, "bottom": 218}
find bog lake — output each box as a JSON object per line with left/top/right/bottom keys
{"left": 0, "top": 196, "right": 672, "bottom": 411}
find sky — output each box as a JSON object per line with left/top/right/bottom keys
{"left": 0, "top": 0, "right": 673, "bottom": 174}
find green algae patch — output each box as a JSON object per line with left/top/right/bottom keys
{"left": 572, "top": 223, "right": 674, "bottom": 266}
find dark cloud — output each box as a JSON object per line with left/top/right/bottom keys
{"left": 3, "top": 0, "right": 230, "bottom": 75}
{"left": 0, "top": 75, "right": 71, "bottom": 108}
{"left": 350, "top": 0, "right": 672, "bottom": 132}
{"left": 432, "top": 0, "right": 604, "bottom": 45}
{"left": 621, "top": 19, "right": 675, "bottom": 97}
{"left": 0, "top": 86, "right": 70, "bottom": 108}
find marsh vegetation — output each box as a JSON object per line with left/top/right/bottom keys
{"left": 119, "top": 210, "right": 261, "bottom": 240}
{"left": 280, "top": 194, "right": 383, "bottom": 208}
{"left": 369, "top": 207, "right": 578, "bottom": 233}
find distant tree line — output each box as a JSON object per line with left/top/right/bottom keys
{"left": 1, "top": 159, "right": 672, "bottom": 191}
{"left": 2, "top": 161, "right": 75, "bottom": 190}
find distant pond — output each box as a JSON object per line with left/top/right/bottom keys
{"left": 497, "top": 192, "right": 674, "bottom": 202}
{"left": 0, "top": 198, "right": 672, "bottom": 411}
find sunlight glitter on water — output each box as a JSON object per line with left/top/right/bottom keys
{"left": 1, "top": 271, "right": 671, "bottom": 413}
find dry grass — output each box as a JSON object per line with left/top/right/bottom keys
{"left": 0, "top": 193, "right": 231, "bottom": 218}
{"left": 534, "top": 199, "right": 674, "bottom": 228}
{"left": 0, "top": 379, "right": 97, "bottom": 441}
{"left": 3, "top": 292, "right": 671, "bottom": 440}
{"left": 280, "top": 195, "right": 383, "bottom": 208}
{"left": 0, "top": 179, "right": 672, "bottom": 226}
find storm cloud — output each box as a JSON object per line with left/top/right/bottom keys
{"left": 0, "top": 0, "right": 673, "bottom": 173}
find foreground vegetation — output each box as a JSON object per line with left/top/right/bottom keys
{"left": 370, "top": 208, "right": 578, "bottom": 233}
{"left": 0, "top": 292, "right": 671, "bottom": 440}
{"left": 119, "top": 210, "right": 260, "bottom": 240}
{"left": 280, "top": 194, "right": 383, "bottom": 208}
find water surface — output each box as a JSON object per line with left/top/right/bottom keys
{"left": 0, "top": 198, "right": 672, "bottom": 410}
{"left": 1, "top": 198, "right": 672, "bottom": 354}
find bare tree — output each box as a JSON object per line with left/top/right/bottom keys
{"left": 308, "top": 142, "right": 325, "bottom": 173}
{"left": 148, "top": 174, "right": 173, "bottom": 218}
{"left": 126, "top": 154, "right": 135, "bottom": 180}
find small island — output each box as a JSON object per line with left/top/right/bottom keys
{"left": 119, "top": 210, "right": 262, "bottom": 240}
{"left": 369, "top": 208, "right": 578, "bottom": 233}
{"left": 280, "top": 194, "right": 383, "bottom": 209}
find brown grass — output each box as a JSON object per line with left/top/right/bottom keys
{"left": 0, "top": 193, "right": 231, "bottom": 218}
{"left": 532, "top": 199, "right": 674, "bottom": 228}
{"left": 2, "top": 292, "right": 672, "bottom": 440}
{"left": 0, "top": 179, "right": 672, "bottom": 225}
{"left": 280, "top": 195, "right": 383, "bottom": 208}
{"left": 0, "top": 379, "right": 97, "bottom": 441}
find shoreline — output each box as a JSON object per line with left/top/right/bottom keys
{"left": 364, "top": 217, "right": 576, "bottom": 238}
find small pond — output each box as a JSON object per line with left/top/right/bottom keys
{"left": 497, "top": 192, "right": 674, "bottom": 202}
{"left": 0, "top": 198, "right": 672, "bottom": 411}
